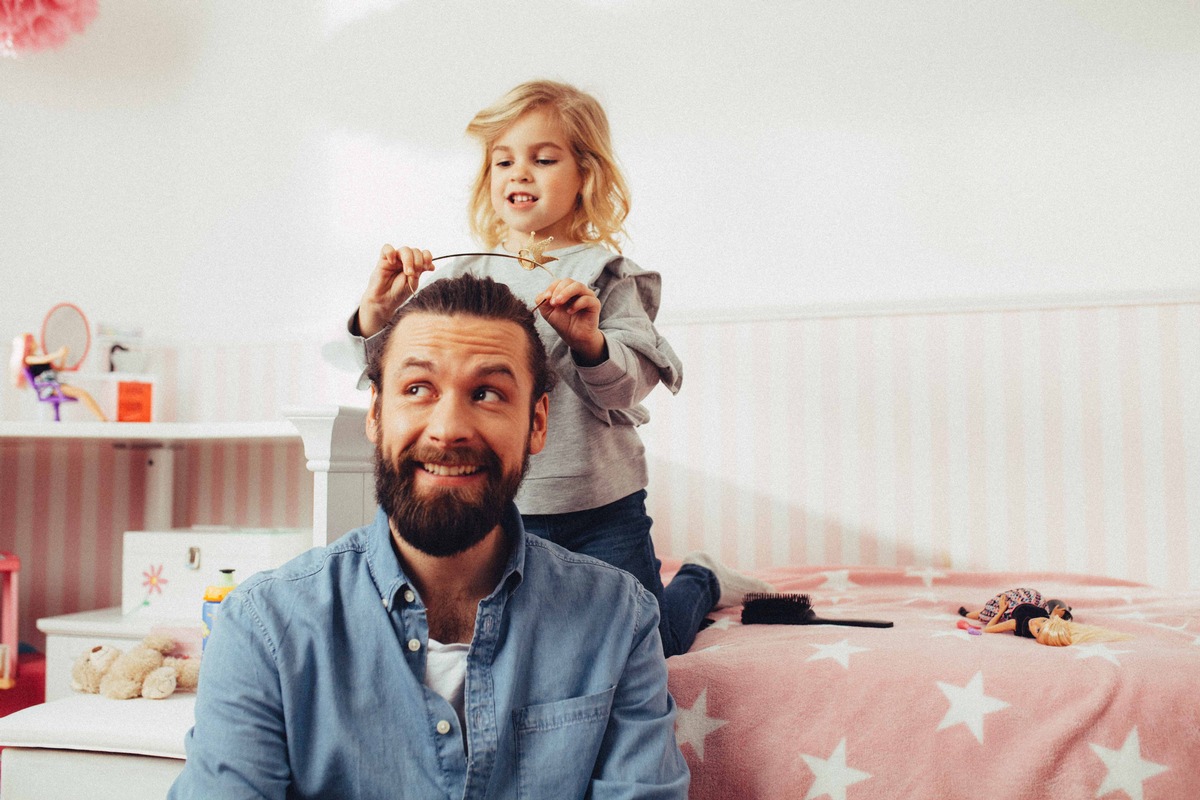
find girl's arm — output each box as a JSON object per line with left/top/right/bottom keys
{"left": 551, "top": 269, "right": 680, "bottom": 413}
{"left": 356, "top": 245, "right": 434, "bottom": 338}
{"left": 535, "top": 278, "right": 605, "bottom": 365}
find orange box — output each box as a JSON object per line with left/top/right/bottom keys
{"left": 117, "top": 381, "right": 153, "bottom": 422}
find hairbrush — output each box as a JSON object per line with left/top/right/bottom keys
{"left": 741, "top": 592, "right": 893, "bottom": 628}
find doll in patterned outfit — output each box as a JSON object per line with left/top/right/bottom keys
{"left": 957, "top": 588, "right": 1072, "bottom": 627}
{"left": 959, "top": 588, "right": 1133, "bottom": 646}
{"left": 980, "top": 602, "right": 1132, "bottom": 646}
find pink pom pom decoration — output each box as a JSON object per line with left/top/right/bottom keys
{"left": 0, "top": 0, "right": 98, "bottom": 56}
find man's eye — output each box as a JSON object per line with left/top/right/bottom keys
{"left": 405, "top": 385, "right": 432, "bottom": 397}
{"left": 473, "top": 388, "right": 502, "bottom": 402}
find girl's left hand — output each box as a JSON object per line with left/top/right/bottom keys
{"left": 535, "top": 279, "right": 606, "bottom": 365}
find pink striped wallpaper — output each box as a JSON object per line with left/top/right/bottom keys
{"left": 2, "top": 299, "right": 1198, "bottom": 650}
{"left": 642, "top": 302, "right": 1200, "bottom": 593}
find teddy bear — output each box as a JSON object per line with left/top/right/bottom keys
{"left": 70, "top": 634, "right": 200, "bottom": 700}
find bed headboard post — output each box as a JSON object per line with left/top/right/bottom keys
{"left": 284, "top": 405, "right": 376, "bottom": 547}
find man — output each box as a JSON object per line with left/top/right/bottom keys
{"left": 170, "top": 274, "right": 689, "bottom": 799}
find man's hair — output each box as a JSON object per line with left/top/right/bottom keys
{"left": 465, "top": 79, "right": 631, "bottom": 253}
{"left": 366, "top": 274, "right": 556, "bottom": 410}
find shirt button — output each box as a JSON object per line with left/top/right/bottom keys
{"left": 403, "top": 590, "right": 416, "bottom": 603}
{"left": 407, "top": 638, "right": 421, "bottom": 652}
{"left": 436, "top": 720, "right": 452, "bottom": 735}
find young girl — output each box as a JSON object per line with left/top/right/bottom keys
{"left": 349, "top": 79, "right": 771, "bottom": 656}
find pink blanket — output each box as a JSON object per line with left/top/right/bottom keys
{"left": 665, "top": 565, "right": 1200, "bottom": 799}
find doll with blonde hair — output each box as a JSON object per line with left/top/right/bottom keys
{"left": 958, "top": 587, "right": 1071, "bottom": 626}
{"left": 349, "top": 79, "right": 771, "bottom": 657}
{"left": 981, "top": 600, "right": 1132, "bottom": 646}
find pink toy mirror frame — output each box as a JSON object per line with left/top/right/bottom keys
{"left": 39, "top": 302, "right": 91, "bottom": 372}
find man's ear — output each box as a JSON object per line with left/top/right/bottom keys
{"left": 528, "top": 393, "right": 549, "bottom": 455}
{"left": 365, "top": 386, "right": 381, "bottom": 445}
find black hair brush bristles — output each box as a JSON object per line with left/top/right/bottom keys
{"left": 741, "top": 592, "right": 893, "bottom": 628}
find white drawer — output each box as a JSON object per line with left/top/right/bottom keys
{"left": 122, "top": 527, "right": 309, "bottom": 618}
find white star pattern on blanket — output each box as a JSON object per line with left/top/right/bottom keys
{"left": 904, "top": 566, "right": 946, "bottom": 587}
{"left": 902, "top": 591, "right": 943, "bottom": 604}
{"left": 674, "top": 687, "right": 727, "bottom": 762}
{"left": 1089, "top": 727, "right": 1168, "bottom": 800}
{"left": 936, "top": 671, "right": 1010, "bottom": 743}
{"left": 806, "top": 639, "right": 870, "bottom": 669}
{"left": 800, "top": 739, "right": 871, "bottom": 800}
{"left": 817, "top": 569, "right": 858, "bottom": 593}
{"left": 1071, "top": 642, "right": 1132, "bottom": 665}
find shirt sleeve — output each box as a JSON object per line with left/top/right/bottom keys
{"left": 168, "top": 592, "right": 291, "bottom": 800}
{"left": 588, "top": 588, "right": 691, "bottom": 799}
{"left": 346, "top": 308, "right": 374, "bottom": 391}
{"left": 554, "top": 258, "right": 684, "bottom": 424}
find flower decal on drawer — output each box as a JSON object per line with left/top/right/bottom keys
{"left": 141, "top": 564, "right": 169, "bottom": 606}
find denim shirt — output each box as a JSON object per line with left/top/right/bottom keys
{"left": 169, "top": 505, "right": 689, "bottom": 800}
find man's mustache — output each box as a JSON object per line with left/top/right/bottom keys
{"left": 403, "top": 444, "right": 500, "bottom": 469}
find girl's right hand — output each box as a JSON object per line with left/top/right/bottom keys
{"left": 357, "top": 245, "right": 434, "bottom": 338}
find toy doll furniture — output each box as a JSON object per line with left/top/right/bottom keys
{"left": 22, "top": 365, "right": 77, "bottom": 422}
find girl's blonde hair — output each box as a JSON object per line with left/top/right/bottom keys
{"left": 465, "top": 80, "right": 631, "bottom": 253}
{"left": 1035, "top": 615, "right": 1133, "bottom": 647}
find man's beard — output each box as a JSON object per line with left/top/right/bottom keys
{"left": 375, "top": 440, "right": 529, "bottom": 558}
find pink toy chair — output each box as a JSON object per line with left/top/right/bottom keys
{"left": 0, "top": 552, "right": 19, "bottom": 688}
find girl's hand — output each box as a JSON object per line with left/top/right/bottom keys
{"left": 357, "top": 245, "right": 434, "bottom": 338}
{"left": 535, "top": 279, "right": 607, "bottom": 366}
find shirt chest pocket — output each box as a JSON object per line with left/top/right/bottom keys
{"left": 512, "top": 685, "right": 617, "bottom": 799}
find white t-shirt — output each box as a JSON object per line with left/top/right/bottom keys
{"left": 424, "top": 638, "right": 469, "bottom": 736}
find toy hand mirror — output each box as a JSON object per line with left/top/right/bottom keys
{"left": 40, "top": 302, "right": 92, "bottom": 372}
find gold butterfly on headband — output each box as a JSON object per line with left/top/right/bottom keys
{"left": 409, "top": 231, "right": 559, "bottom": 309}
{"left": 515, "top": 232, "right": 558, "bottom": 275}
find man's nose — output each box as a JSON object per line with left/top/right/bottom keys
{"left": 424, "top": 395, "right": 472, "bottom": 444}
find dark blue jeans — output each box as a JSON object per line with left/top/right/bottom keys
{"left": 521, "top": 490, "right": 719, "bottom": 657}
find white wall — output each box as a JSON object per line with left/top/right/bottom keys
{"left": 3, "top": 0, "right": 1198, "bottom": 359}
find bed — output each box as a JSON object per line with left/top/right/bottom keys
{"left": 664, "top": 562, "right": 1200, "bottom": 800}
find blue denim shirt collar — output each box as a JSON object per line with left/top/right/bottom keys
{"left": 365, "top": 503, "right": 527, "bottom": 614}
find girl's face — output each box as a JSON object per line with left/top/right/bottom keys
{"left": 488, "top": 107, "right": 584, "bottom": 251}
